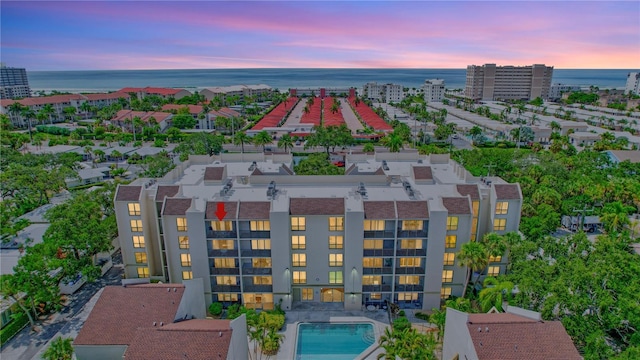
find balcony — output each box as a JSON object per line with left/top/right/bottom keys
{"left": 241, "top": 267, "right": 272, "bottom": 275}
{"left": 243, "top": 284, "right": 273, "bottom": 292}
{"left": 395, "top": 266, "right": 426, "bottom": 274}
{"left": 239, "top": 230, "right": 270, "bottom": 238}
{"left": 364, "top": 230, "right": 395, "bottom": 238}
{"left": 206, "top": 229, "right": 237, "bottom": 239}
{"left": 240, "top": 249, "right": 271, "bottom": 257}
{"left": 208, "top": 249, "right": 238, "bottom": 257}
{"left": 363, "top": 249, "right": 394, "bottom": 257}
{"left": 362, "top": 267, "right": 394, "bottom": 275}
{"left": 394, "top": 284, "right": 424, "bottom": 292}
{"left": 397, "top": 229, "right": 428, "bottom": 238}
{"left": 362, "top": 285, "right": 392, "bottom": 292}
{"left": 211, "top": 267, "right": 240, "bottom": 275}
{"left": 395, "top": 249, "right": 427, "bottom": 257}
{"left": 211, "top": 285, "right": 241, "bottom": 292}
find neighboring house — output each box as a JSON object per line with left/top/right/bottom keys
{"left": 605, "top": 150, "right": 640, "bottom": 164}
{"left": 110, "top": 110, "right": 172, "bottom": 132}
{"left": 569, "top": 132, "right": 601, "bottom": 147}
{"left": 442, "top": 306, "right": 581, "bottom": 360}
{"left": 73, "top": 279, "right": 248, "bottom": 360}
{"left": 66, "top": 168, "right": 109, "bottom": 188}
{"left": 116, "top": 87, "right": 192, "bottom": 100}
{"left": 200, "top": 84, "right": 272, "bottom": 102}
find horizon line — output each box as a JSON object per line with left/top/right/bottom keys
{"left": 27, "top": 67, "right": 640, "bottom": 72}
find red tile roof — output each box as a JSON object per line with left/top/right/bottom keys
{"left": 290, "top": 198, "right": 345, "bottom": 215}
{"left": 322, "top": 97, "right": 345, "bottom": 127}
{"left": 299, "top": 97, "right": 322, "bottom": 126}
{"left": 347, "top": 96, "right": 393, "bottom": 131}
{"left": 206, "top": 201, "right": 237, "bottom": 220}
{"left": 468, "top": 313, "right": 537, "bottom": 324}
{"left": 253, "top": 97, "right": 299, "bottom": 130}
{"left": 161, "top": 104, "right": 204, "bottom": 114}
{"left": 116, "top": 87, "right": 187, "bottom": 96}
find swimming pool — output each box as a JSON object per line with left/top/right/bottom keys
{"left": 295, "top": 322, "right": 376, "bottom": 360}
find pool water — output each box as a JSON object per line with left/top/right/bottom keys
{"left": 295, "top": 322, "right": 375, "bottom": 360}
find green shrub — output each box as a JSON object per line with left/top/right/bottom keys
{"left": 0, "top": 312, "right": 29, "bottom": 345}
{"left": 415, "top": 312, "right": 430, "bottom": 321}
{"left": 392, "top": 316, "right": 411, "bottom": 332}
{"left": 208, "top": 302, "right": 223, "bottom": 316}
{"left": 398, "top": 310, "right": 406, "bottom": 317}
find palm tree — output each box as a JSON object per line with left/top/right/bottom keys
{"left": 253, "top": 131, "right": 273, "bottom": 152}
{"left": 233, "top": 131, "right": 252, "bottom": 153}
{"left": 550, "top": 121, "right": 561, "bottom": 133}
{"left": 80, "top": 101, "right": 92, "bottom": 120}
{"left": 479, "top": 277, "right": 514, "bottom": 312}
{"left": 601, "top": 201, "right": 634, "bottom": 233}
{"left": 42, "top": 337, "right": 74, "bottom": 360}
{"left": 381, "top": 133, "right": 404, "bottom": 152}
{"left": 42, "top": 103, "right": 55, "bottom": 125}
{"left": 277, "top": 133, "right": 294, "bottom": 153}
{"left": 457, "top": 241, "right": 489, "bottom": 298}
{"left": 7, "top": 102, "right": 25, "bottom": 127}
{"left": 20, "top": 107, "right": 35, "bottom": 142}
{"left": 468, "top": 125, "right": 483, "bottom": 143}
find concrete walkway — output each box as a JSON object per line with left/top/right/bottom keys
{"left": 340, "top": 97, "right": 365, "bottom": 133}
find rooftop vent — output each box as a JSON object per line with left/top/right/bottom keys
{"left": 403, "top": 180, "right": 415, "bottom": 197}
{"left": 248, "top": 161, "right": 257, "bottom": 171}
{"left": 382, "top": 160, "right": 389, "bottom": 171}
{"left": 220, "top": 179, "right": 233, "bottom": 196}
{"left": 357, "top": 182, "right": 367, "bottom": 197}
{"left": 267, "top": 181, "right": 277, "bottom": 197}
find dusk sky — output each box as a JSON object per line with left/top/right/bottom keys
{"left": 1, "top": 1, "right": 639, "bottom": 70}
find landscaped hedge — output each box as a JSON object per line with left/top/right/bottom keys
{"left": 0, "top": 312, "right": 29, "bottom": 346}
{"left": 36, "top": 125, "right": 70, "bottom": 136}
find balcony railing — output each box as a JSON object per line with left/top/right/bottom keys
{"left": 211, "top": 285, "right": 241, "bottom": 292}
{"left": 394, "top": 284, "right": 425, "bottom": 292}
{"left": 395, "top": 249, "right": 427, "bottom": 257}
{"left": 362, "top": 267, "right": 394, "bottom": 275}
{"left": 240, "top": 249, "right": 272, "bottom": 257}
{"left": 364, "top": 230, "right": 395, "bottom": 238}
{"left": 241, "top": 267, "right": 272, "bottom": 275}
{"left": 239, "top": 230, "right": 270, "bottom": 238}
{"left": 210, "top": 267, "right": 240, "bottom": 275}
{"left": 394, "top": 266, "right": 426, "bottom": 274}
{"left": 208, "top": 249, "right": 238, "bottom": 257}
{"left": 363, "top": 249, "right": 394, "bottom": 257}
{"left": 206, "top": 230, "right": 237, "bottom": 238}
{"left": 243, "top": 284, "right": 273, "bottom": 292}
{"left": 397, "top": 229, "right": 428, "bottom": 238}
{"left": 362, "top": 285, "right": 392, "bottom": 292}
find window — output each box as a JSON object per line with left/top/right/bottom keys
{"left": 329, "top": 236, "right": 343, "bottom": 249}
{"left": 130, "top": 219, "right": 143, "bottom": 232}
{"left": 329, "top": 217, "right": 344, "bottom": 231}
{"left": 472, "top": 201, "right": 479, "bottom": 216}
{"left": 443, "top": 253, "right": 455, "bottom": 266}
{"left": 401, "top": 220, "right": 423, "bottom": 230}
{"left": 488, "top": 266, "right": 500, "bottom": 276}
{"left": 176, "top": 217, "right": 187, "bottom": 231}
{"left": 363, "top": 258, "right": 382, "bottom": 268}
{"left": 128, "top": 203, "right": 140, "bottom": 216}
{"left": 445, "top": 235, "right": 457, "bottom": 249}
{"left": 182, "top": 271, "right": 193, "bottom": 280}
{"left": 493, "top": 218, "right": 507, "bottom": 231}
{"left": 471, "top": 218, "right": 478, "bottom": 237}
{"left": 251, "top": 239, "right": 271, "bottom": 250}
{"left": 250, "top": 220, "right": 270, "bottom": 231}
{"left": 291, "top": 217, "right": 306, "bottom": 231}
{"left": 292, "top": 254, "right": 306, "bottom": 267}
{"left": 134, "top": 252, "right": 147, "bottom": 264}
{"left": 399, "top": 258, "right": 421, "bottom": 267}
{"left": 212, "top": 240, "right": 234, "bottom": 249}
{"left": 180, "top": 254, "right": 191, "bottom": 267}
{"left": 179, "top": 236, "right": 189, "bottom": 249}
{"left": 363, "top": 239, "right": 383, "bottom": 249}
{"left": 362, "top": 275, "right": 381, "bottom": 285}
{"left": 442, "top": 270, "right": 453, "bottom": 283}
{"left": 397, "top": 292, "right": 418, "bottom": 301}
{"left": 133, "top": 236, "right": 145, "bottom": 248}
{"left": 446, "top": 217, "right": 458, "bottom": 231}
{"left": 302, "top": 288, "right": 313, "bottom": 301}
{"left": 214, "top": 258, "right": 235, "bottom": 268}
{"left": 253, "top": 276, "right": 272, "bottom": 285}
{"left": 252, "top": 258, "right": 271, "bottom": 268}
{"left": 329, "top": 271, "right": 343, "bottom": 284}
{"left": 211, "top": 220, "right": 232, "bottom": 231}
{"left": 441, "top": 287, "right": 452, "bottom": 299}
{"left": 218, "top": 293, "right": 239, "bottom": 302}
{"left": 489, "top": 255, "right": 502, "bottom": 262}
{"left": 293, "top": 271, "right": 306, "bottom": 284}
{"left": 329, "top": 254, "right": 343, "bottom": 267}
{"left": 398, "top": 276, "right": 420, "bottom": 285}
{"left": 216, "top": 276, "right": 237, "bottom": 285}
{"left": 137, "top": 267, "right": 149, "bottom": 278}
{"left": 292, "top": 236, "right": 306, "bottom": 249}
{"left": 400, "top": 239, "right": 422, "bottom": 249}
{"left": 370, "top": 293, "right": 382, "bottom": 300}
{"left": 495, "top": 201, "right": 509, "bottom": 215}
{"left": 363, "top": 220, "right": 384, "bottom": 231}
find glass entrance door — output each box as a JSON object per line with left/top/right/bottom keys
{"left": 321, "top": 288, "right": 344, "bottom": 302}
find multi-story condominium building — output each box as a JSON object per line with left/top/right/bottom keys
{"left": 116, "top": 87, "right": 192, "bottom": 100}
{"left": 625, "top": 72, "right": 640, "bottom": 95}
{"left": 423, "top": 79, "right": 445, "bottom": 102}
{"left": 363, "top": 83, "right": 405, "bottom": 103}
{"left": 549, "top": 83, "right": 582, "bottom": 101}
{"left": 200, "top": 85, "right": 272, "bottom": 103}
{"left": 464, "top": 64, "right": 554, "bottom": 101}
{"left": 0, "top": 64, "right": 31, "bottom": 99}
{"left": 113, "top": 153, "right": 521, "bottom": 312}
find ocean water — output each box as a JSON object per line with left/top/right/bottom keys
{"left": 26, "top": 68, "right": 635, "bottom": 93}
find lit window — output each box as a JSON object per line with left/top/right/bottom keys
{"left": 133, "top": 236, "right": 145, "bottom": 248}
{"left": 130, "top": 219, "right": 143, "bottom": 232}
{"left": 471, "top": 218, "right": 478, "bottom": 237}
{"left": 398, "top": 276, "right": 420, "bottom": 285}
{"left": 397, "top": 292, "right": 418, "bottom": 301}
{"left": 329, "top": 254, "right": 343, "bottom": 267}
{"left": 445, "top": 235, "right": 457, "bottom": 249}
{"left": 253, "top": 276, "right": 272, "bottom": 285}
{"left": 362, "top": 275, "right": 381, "bottom": 285}
{"left": 329, "top": 271, "right": 343, "bottom": 284}
{"left": 363, "top": 258, "right": 382, "bottom": 268}
{"left": 251, "top": 239, "right": 271, "bottom": 250}
{"left": 291, "top": 217, "right": 306, "bottom": 231}
{"left": 400, "top": 239, "right": 422, "bottom": 249}
{"left": 329, "top": 217, "right": 344, "bottom": 231}
{"left": 488, "top": 266, "right": 500, "bottom": 276}
{"left": 252, "top": 258, "right": 271, "bottom": 268}
{"left": 214, "top": 258, "right": 235, "bottom": 268}
{"left": 442, "top": 270, "right": 453, "bottom": 283}
{"left": 472, "top": 201, "right": 479, "bottom": 216}
{"left": 137, "top": 267, "right": 149, "bottom": 278}
{"left": 399, "top": 258, "right": 421, "bottom": 267}
{"left": 495, "top": 202, "right": 509, "bottom": 215}
{"left": 180, "top": 253, "right": 191, "bottom": 267}
{"left": 177, "top": 218, "right": 188, "bottom": 231}
{"left": 179, "top": 236, "right": 189, "bottom": 249}
{"left": 211, "top": 220, "right": 232, "bottom": 231}
{"left": 401, "top": 220, "right": 423, "bottom": 230}
{"left": 128, "top": 203, "right": 141, "bottom": 216}
{"left": 329, "top": 236, "right": 343, "bottom": 249}
{"left": 216, "top": 276, "right": 237, "bottom": 285}
{"left": 292, "top": 236, "right": 306, "bottom": 249}
{"left": 293, "top": 271, "right": 306, "bottom": 284}
{"left": 182, "top": 271, "right": 193, "bottom": 280}
{"left": 302, "top": 288, "right": 313, "bottom": 301}
{"left": 441, "top": 287, "right": 452, "bottom": 299}
{"left": 250, "top": 220, "right": 270, "bottom": 231}
{"left": 218, "top": 293, "right": 239, "bottom": 302}
{"left": 363, "top": 239, "right": 383, "bottom": 249}
{"left": 493, "top": 218, "right": 507, "bottom": 231}
{"left": 363, "top": 220, "right": 384, "bottom": 231}
{"left": 446, "top": 217, "right": 458, "bottom": 231}
{"left": 292, "top": 254, "right": 306, "bottom": 267}
{"left": 134, "top": 252, "right": 147, "bottom": 264}
{"left": 212, "top": 240, "right": 234, "bottom": 249}
{"left": 370, "top": 293, "right": 382, "bottom": 300}
{"left": 443, "top": 253, "right": 455, "bottom": 266}
{"left": 489, "top": 255, "right": 502, "bottom": 262}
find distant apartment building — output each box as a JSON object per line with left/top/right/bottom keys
{"left": 423, "top": 79, "right": 445, "bottom": 102}
{"left": 0, "top": 64, "right": 31, "bottom": 99}
{"left": 625, "top": 72, "right": 640, "bottom": 95}
{"left": 464, "top": 64, "right": 554, "bottom": 101}
{"left": 549, "top": 83, "right": 582, "bottom": 101}
{"left": 200, "top": 84, "right": 272, "bottom": 103}
{"left": 113, "top": 153, "right": 522, "bottom": 312}
{"left": 116, "top": 87, "right": 192, "bottom": 100}
{"left": 363, "top": 82, "right": 405, "bottom": 103}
